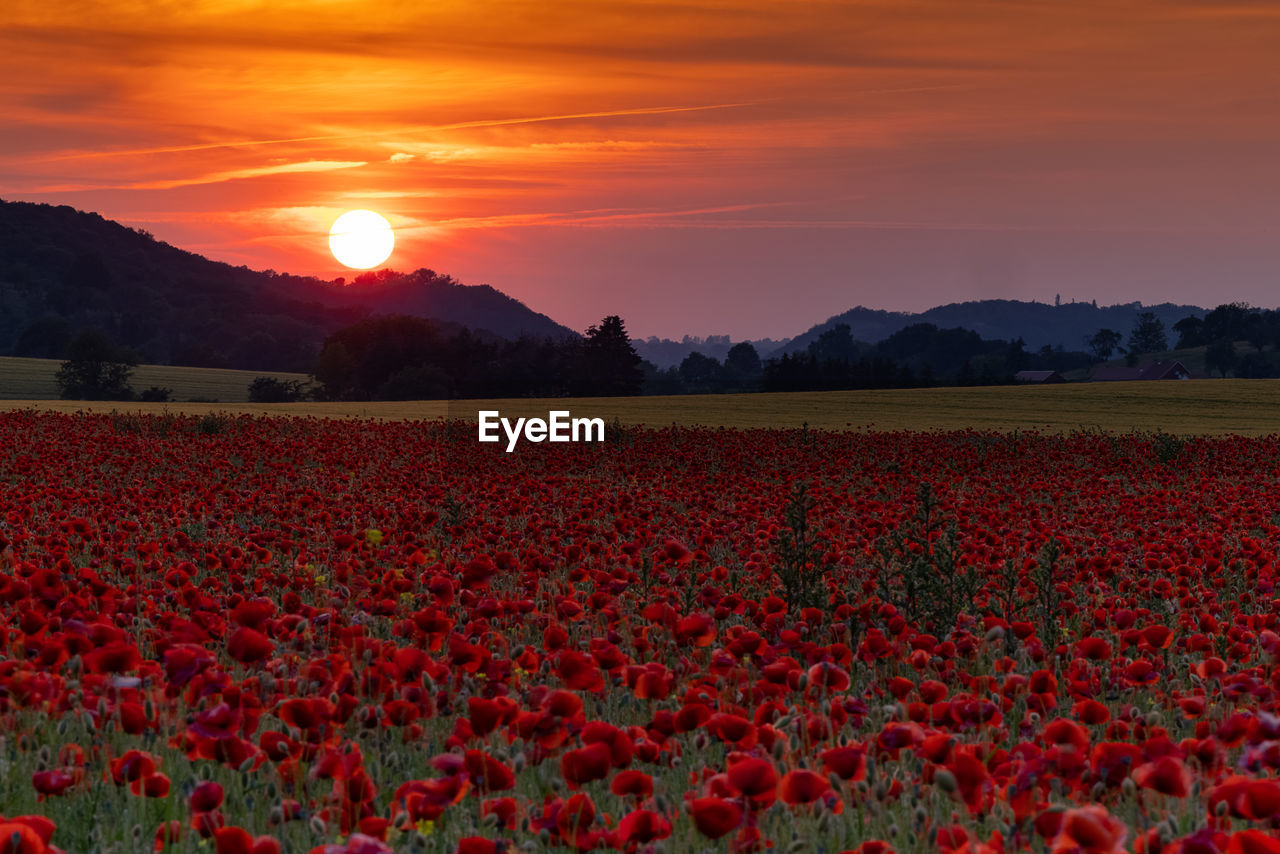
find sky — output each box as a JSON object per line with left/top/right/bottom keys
{"left": 4, "top": 0, "right": 1280, "bottom": 340}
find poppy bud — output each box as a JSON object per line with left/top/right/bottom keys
{"left": 934, "top": 769, "right": 958, "bottom": 794}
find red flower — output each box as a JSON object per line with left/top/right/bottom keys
{"left": 561, "top": 743, "right": 612, "bottom": 789}
{"left": 610, "top": 770, "right": 654, "bottom": 799}
{"left": 31, "top": 770, "right": 75, "bottom": 799}
{"left": 821, "top": 745, "right": 868, "bottom": 781}
{"left": 1132, "top": 756, "right": 1191, "bottom": 798}
{"left": 191, "top": 781, "right": 225, "bottom": 812}
{"left": 1227, "top": 831, "right": 1280, "bottom": 854}
{"left": 226, "top": 627, "right": 273, "bottom": 664}
{"left": 689, "top": 796, "right": 742, "bottom": 839}
{"left": 779, "top": 769, "right": 831, "bottom": 805}
{"left": 616, "top": 809, "right": 671, "bottom": 844}
{"left": 1052, "top": 806, "right": 1127, "bottom": 854}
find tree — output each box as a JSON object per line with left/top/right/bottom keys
{"left": 248, "top": 377, "right": 308, "bottom": 403}
{"left": 1172, "top": 316, "right": 1205, "bottom": 349}
{"left": 725, "top": 342, "right": 762, "bottom": 379}
{"left": 808, "top": 324, "right": 860, "bottom": 363}
{"left": 579, "top": 316, "right": 643, "bottom": 396}
{"left": 55, "top": 329, "right": 136, "bottom": 400}
{"left": 1205, "top": 339, "right": 1238, "bottom": 378}
{"left": 1127, "top": 312, "right": 1168, "bottom": 357}
{"left": 678, "top": 352, "right": 721, "bottom": 389}
{"left": 1087, "top": 328, "right": 1124, "bottom": 361}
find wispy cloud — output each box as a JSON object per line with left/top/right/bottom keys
{"left": 36, "top": 103, "right": 757, "bottom": 162}
{"left": 30, "top": 160, "right": 367, "bottom": 193}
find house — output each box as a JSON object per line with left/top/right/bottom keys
{"left": 1014, "top": 370, "right": 1065, "bottom": 384}
{"left": 1091, "top": 360, "right": 1191, "bottom": 382}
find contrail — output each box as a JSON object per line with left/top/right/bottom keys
{"left": 39, "top": 102, "right": 760, "bottom": 162}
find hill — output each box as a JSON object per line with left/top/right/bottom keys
{"left": 0, "top": 199, "right": 576, "bottom": 373}
{"left": 776, "top": 299, "right": 1206, "bottom": 356}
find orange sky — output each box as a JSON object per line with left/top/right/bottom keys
{"left": 4, "top": 1, "right": 1280, "bottom": 339}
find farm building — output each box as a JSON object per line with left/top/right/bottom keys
{"left": 1014, "top": 370, "right": 1065, "bottom": 384}
{"left": 1091, "top": 360, "right": 1191, "bottom": 382}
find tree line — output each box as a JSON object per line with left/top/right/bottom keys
{"left": 1085, "top": 303, "right": 1280, "bottom": 377}
{"left": 51, "top": 301, "right": 1280, "bottom": 402}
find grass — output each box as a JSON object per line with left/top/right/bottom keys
{"left": 0, "top": 356, "right": 310, "bottom": 403}
{"left": 5, "top": 379, "right": 1280, "bottom": 435}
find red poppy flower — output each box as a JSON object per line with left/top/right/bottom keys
{"left": 779, "top": 769, "right": 831, "bottom": 805}
{"left": 689, "top": 796, "right": 742, "bottom": 839}
{"left": 226, "top": 627, "right": 273, "bottom": 664}
{"left": 1052, "top": 806, "right": 1127, "bottom": 854}
{"left": 617, "top": 809, "right": 671, "bottom": 844}
{"left": 1132, "top": 756, "right": 1191, "bottom": 798}
{"left": 561, "top": 743, "right": 612, "bottom": 789}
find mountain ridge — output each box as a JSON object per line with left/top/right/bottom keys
{"left": 0, "top": 199, "right": 576, "bottom": 372}
{"left": 773, "top": 298, "right": 1208, "bottom": 358}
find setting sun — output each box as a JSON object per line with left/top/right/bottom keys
{"left": 329, "top": 209, "right": 394, "bottom": 270}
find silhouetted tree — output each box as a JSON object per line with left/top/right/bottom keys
{"left": 55, "top": 329, "right": 136, "bottom": 400}
{"left": 1172, "top": 317, "right": 1204, "bottom": 349}
{"left": 725, "top": 342, "right": 762, "bottom": 380}
{"left": 248, "top": 377, "right": 308, "bottom": 402}
{"left": 1205, "top": 339, "right": 1238, "bottom": 378}
{"left": 1128, "top": 312, "right": 1168, "bottom": 357}
{"left": 678, "top": 352, "right": 722, "bottom": 391}
{"left": 1087, "top": 328, "right": 1124, "bottom": 360}
{"left": 579, "top": 315, "right": 643, "bottom": 396}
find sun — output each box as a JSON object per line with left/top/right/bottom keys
{"left": 329, "top": 210, "right": 394, "bottom": 269}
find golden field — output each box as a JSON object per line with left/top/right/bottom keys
{"left": 3, "top": 362, "right": 1280, "bottom": 435}
{"left": 0, "top": 356, "right": 310, "bottom": 404}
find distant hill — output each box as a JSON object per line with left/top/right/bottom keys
{"left": 634, "top": 335, "right": 791, "bottom": 369}
{"left": 776, "top": 299, "right": 1207, "bottom": 357}
{"left": 0, "top": 199, "right": 576, "bottom": 372}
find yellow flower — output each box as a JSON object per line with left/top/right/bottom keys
{"left": 365, "top": 528, "right": 384, "bottom": 546}
{"left": 415, "top": 818, "right": 435, "bottom": 836}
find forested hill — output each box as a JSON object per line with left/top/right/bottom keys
{"left": 776, "top": 299, "right": 1206, "bottom": 356}
{"left": 0, "top": 199, "right": 576, "bottom": 372}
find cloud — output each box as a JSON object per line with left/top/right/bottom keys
{"left": 36, "top": 102, "right": 757, "bottom": 162}
{"left": 388, "top": 152, "right": 415, "bottom": 163}
{"left": 30, "top": 159, "right": 368, "bottom": 193}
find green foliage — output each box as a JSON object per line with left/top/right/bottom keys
{"left": 773, "top": 481, "right": 827, "bottom": 614}
{"left": 197, "top": 413, "right": 234, "bottom": 435}
{"left": 138, "top": 385, "right": 171, "bottom": 402}
{"left": 1128, "top": 311, "right": 1168, "bottom": 356}
{"left": 1029, "top": 537, "right": 1065, "bottom": 653}
{"left": 1150, "top": 430, "right": 1187, "bottom": 464}
{"left": 580, "top": 315, "right": 643, "bottom": 396}
{"left": 872, "top": 482, "right": 982, "bottom": 639}
{"left": 1087, "top": 328, "right": 1123, "bottom": 360}
{"left": 54, "top": 329, "right": 137, "bottom": 400}
{"left": 247, "top": 376, "right": 308, "bottom": 403}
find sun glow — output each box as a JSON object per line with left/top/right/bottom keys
{"left": 329, "top": 209, "right": 394, "bottom": 269}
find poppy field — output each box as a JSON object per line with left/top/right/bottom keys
{"left": 5, "top": 410, "right": 1280, "bottom": 854}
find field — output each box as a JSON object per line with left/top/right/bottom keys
{"left": 6, "top": 379, "right": 1280, "bottom": 435}
{"left": 4, "top": 410, "right": 1280, "bottom": 854}
{"left": 0, "top": 356, "right": 310, "bottom": 403}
